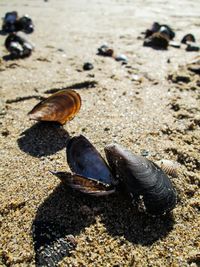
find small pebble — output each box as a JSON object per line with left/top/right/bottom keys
{"left": 115, "top": 54, "right": 128, "bottom": 63}
{"left": 83, "top": 62, "right": 94, "bottom": 71}
{"left": 140, "top": 149, "right": 149, "bottom": 157}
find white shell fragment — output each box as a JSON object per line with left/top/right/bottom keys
{"left": 155, "top": 159, "right": 179, "bottom": 178}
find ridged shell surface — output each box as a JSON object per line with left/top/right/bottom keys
{"left": 105, "top": 144, "right": 177, "bottom": 215}
{"left": 28, "top": 89, "right": 81, "bottom": 125}
{"left": 155, "top": 159, "right": 179, "bottom": 178}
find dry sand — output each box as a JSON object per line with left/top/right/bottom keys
{"left": 0, "top": 0, "right": 200, "bottom": 266}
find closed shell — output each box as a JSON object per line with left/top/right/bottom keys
{"left": 105, "top": 144, "right": 177, "bottom": 215}
{"left": 28, "top": 89, "right": 81, "bottom": 125}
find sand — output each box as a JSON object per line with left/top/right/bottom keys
{"left": 0, "top": 0, "right": 200, "bottom": 266}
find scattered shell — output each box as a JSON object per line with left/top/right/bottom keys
{"left": 16, "top": 15, "right": 34, "bottom": 34}
{"left": 144, "top": 22, "right": 160, "bottom": 38}
{"left": 155, "top": 159, "right": 179, "bottom": 178}
{"left": 105, "top": 144, "right": 177, "bottom": 215}
{"left": 143, "top": 32, "right": 169, "bottom": 49}
{"left": 159, "top": 25, "right": 175, "bottom": 40}
{"left": 52, "top": 135, "right": 116, "bottom": 195}
{"left": 115, "top": 54, "right": 128, "bottom": 63}
{"left": 169, "top": 41, "right": 181, "bottom": 48}
{"left": 97, "top": 44, "right": 114, "bottom": 57}
{"left": 181, "top": 34, "right": 196, "bottom": 44}
{"left": 186, "top": 42, "right": 199, "bottom": 52}
{"left": 144, "top": 22, "right": 175, "bottom": 40}
{"left": 2, "top": 12, "right": 34, "bottom": 34}
{"left": 5, "top": 33, "right": 33, "bottom": 58}
{"left": 2, "top": 11, "right": 18, "bottom": 33}
{"left": 28, "top": 89, "right": 81, "bottom": 125}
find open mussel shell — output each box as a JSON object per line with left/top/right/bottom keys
{"left": 105, "top": 144, "right": 177, "bottom": 215}
{"left": 52, "top": 172, "right": 115, "bottom": 196}
{"left": 64, "top": 135, "right": 116, "bottom": 195}
{"left": 155, "top": 159, "right": 179, "bottom": 178}
{"left": 5, "top": 33, "right": 33, "bottom": 58}
{"left": 143, "top": 32, "right": 169, "bottom": 49}
{"left": 97, "top": 44, "right": 114, "bottom": 57}
{"left": 28, "top": 89, "right": 81, "bottom": 125}
{"left": 2, "top": 11, "right": 18, "bottom": 33}
{"left": 181, "top": 34, "right": 196, "bottom": 44}
{"left": 16, "top": 15, "right": 34, "bottom": 34}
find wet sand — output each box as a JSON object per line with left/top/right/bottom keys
{"left": 0, "top": 0, "right": 199, "bottom": 266}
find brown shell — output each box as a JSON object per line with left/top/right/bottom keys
{"left": 28, "top": 89, "right": 81, "bottom": 125}
{"left": 155, "top": 159, "right": 179, "bottom": 178}
{"left": 52, "top": 171, "right": 115, "bottom": 196}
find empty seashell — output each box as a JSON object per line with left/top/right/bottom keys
{"left": 144, "top": 22, "right": 175, "bottom": 40}
{"left": 181, "top": 34, "right": 196, "bottom": 44}
{"left": 186, "top": 42, "right": 199, "bottom": 52}
{"left": 2, "top": 11, "right": 18, "bottom": 33}
{"left": 28, "top": 89, "right": 81, "bottom": 125}
{"left": 5, "top": 33, "right": 33, "bottom": 58}
{"left": 52, "top": 135, "right": 116, "bottom": 195}
{"left": 115, "top": 54, "right": 128, "bottom": 63}
{"left": 16, "top": 14, "right": 34, "bottom": 34}
{"left": 143, "top": 32, "right": 169, "bottom": 49}
{"left": 97, "top": 44, "right": 114, "bottom": 57}
{"left": 155, "top": 159, "right": 179, "bottom": 178}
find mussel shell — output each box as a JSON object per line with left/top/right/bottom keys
{"left": 143, "top": 32, "right": 169, "bottom": 49}
{"left": 5, "top": 11, "right": 18, "bottom": 23}
{"left": 67, "top": 135, "right": 115, "bottom": 186}
{"left": 2, "top": 11, "right": 18, "bottom": 32}
{"left": 145, "top": 22, "right": 160, "bottom": 38}
{"left": 9, "top": 42, "right": 23, "bottom": 57}
{"left": 5, "top": 33, "right": 33, "bottom": 58}
{"left": 97, "top": 45, "right": 114, "bottom": 57}
{"left": 159, "top": 24, "right": 175, "bottom": 40}
{"left": 16, "top": 15, "right": 34, "bottom": 34}
{"left": 52, "top": 171, "right": 115, "bottom": 196}
{"left": 28, "top": 89, "right": 81, "bottom": 125}
{"left": 105, "top": 144, "right": 177, "bottom": 215}
{"left": 145, "top": 23, "right": 175, "bottom": 40}
{"left": 181, "top": 34, "right": 196, "bottom": 44}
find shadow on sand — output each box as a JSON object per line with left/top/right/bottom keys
{"left": 32, "top": 182, "right": 175, "bottom": 266}
{"left": 17, "top": 122, "right": 70, "bottom": 157}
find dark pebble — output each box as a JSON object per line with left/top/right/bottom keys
{"left": 83, "top": 62, "right": 94, "bottom": 71}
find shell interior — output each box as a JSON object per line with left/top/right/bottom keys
{"left": 28, "top": 89, "right": 81, "bottom": 125}
{"left": 67, "top": 135, "right": 114, "bottom": 185}
{"left": 52, "top": 171, "right": 115, "bottom": 196}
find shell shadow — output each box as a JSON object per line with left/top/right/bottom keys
{"left": 32, "top": 184, "right": 98, "bottom": 266}
{"left": 32, "top": 183, "right": 175, "bottom": 266}
{"left": 17, "top": 122, "right": 69, "bottom": 157}
{"left": 100, "top": 193, "right": 175, "bottom": 246}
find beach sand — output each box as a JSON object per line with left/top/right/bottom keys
{"left": 0, "top": 0, "right": 199, "bottom": 266}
